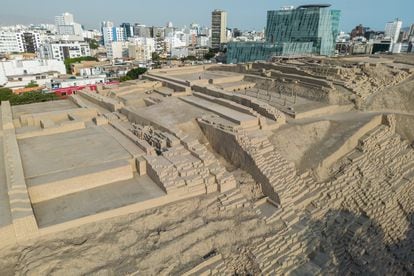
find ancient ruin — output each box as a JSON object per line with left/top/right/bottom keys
{"left": 0, "top": 54, "right": 413, "bottom": 274}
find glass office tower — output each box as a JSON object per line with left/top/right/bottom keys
{"left": 227, "top": 4, "right": 341, "bottom": 63}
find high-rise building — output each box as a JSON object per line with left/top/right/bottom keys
{"left": 385, "top": 19, "right": 403, "bottom": 43}
{"left": 133, "top": 24, "right": 151, "bottom": 38}
{"left": 55, "top": 12, "right": 83, "bottom": 37}
{"left": 211, "top": 10, "right": 227, "bottom": 49}
{"left": 227, "top": 4, "right": 341, "bottom": 63}
{"left": 0, "top": 31, "right": 41, "bottom": 54}
{"left": 21, "top": 32, "right": 41, "bottom": 53}
{"left": 106, "top": 41, "right": 129, "bottom": 59}
{"left": 101, "top": 21, "right": 126, "bottom": 45}
{"left": 121, "top": 23, "right": 134, "bottom": 38}
{"left": 54, "top": 12, "right": 74, "bottom": 26}
{"left": 128, "top": 37, "right": 155, "bottom": 62}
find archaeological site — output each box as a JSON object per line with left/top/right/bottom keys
{"left": 0, "top": 54, "right": 414, "bottom": 275}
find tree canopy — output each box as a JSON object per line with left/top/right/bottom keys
{"left": 120, "top": 67, "right": 148, "bottom": 82}
{"left": 64, "top": 56, "right": 98, "bottom": 74}
{"left": 0, "top": 87, "right": 58, "bottom": 106}
{"left": 25, "top": 80, "right": 39, "bottom": 88}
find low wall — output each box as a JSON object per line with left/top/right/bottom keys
{"left": 78, "top": 90, "right": 122, "bottom": 112}
{"left": 209, "top": 75, "right": 244, "bottom": 85}
{"left": 19, "top": 108, "right": 96, "bottom": 127}
{"left": 144, "top": 74, "right": 191, "bottom": 93}
{"left": 192, "top": 84, "right": 285, "bottom": 123}
{"left": 1, "top": 101, "right": 39, "bottom": 242}
{"left": 28, "top": 159, "right": 134, "bottom": 204}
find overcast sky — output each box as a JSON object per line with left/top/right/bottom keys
{"left": 1, "top": 0, "right": 413, "bottom": 32}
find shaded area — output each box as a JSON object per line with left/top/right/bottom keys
{"left": 293, "top": 210, "right": 414, "bottom": 275}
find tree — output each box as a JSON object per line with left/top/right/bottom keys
{"left": 86, "top": 38, "right": 100, "bottom": 50}
{"left": 204, "top": 49, "right": 216, "bottom": 60}
{"left": 0, "top": 87, "right": 13, "bottom": 102}
{"left": 25, "top": 80, "right": 39, "bottom": 88}
{"left": 0, "top": 87, "right": 58, "bottom": 105}
{"left": 126, "top": 67, "right": 147, "bottom": 79}
{"left": 181, "top": 55, "right": 198, "bottom": 62}
{"left": 64, "top": 56, "right": 98, "bottom": 74}
{"left": 152, "top": 52, "right": 160, "bottom": 62}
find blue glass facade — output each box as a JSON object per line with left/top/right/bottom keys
{"left": 227, "top": 5, "right": 341, "bottom": 63}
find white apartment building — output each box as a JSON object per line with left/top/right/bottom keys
{"left": 106, "top": 41, "right": 129, "bottom": 59}
{"left": 196, "top": 35, "right": 210, "bottom": 47}
{"left": 128, "top": 37, "right": 155, "bottom": 62}
{"left": 385, "top": 19, "right": 403, "bottom": 43}
{"left": 0, "top": 57, "right": 66, "bottom": 87}
{"left": 47, "top": 75, "right": 106, "bottom": 90}
{"left": 101, "top": 21, "right": 125, "bottom": 45}
{"left": 55, "top": 12, "right": 83, "bottom": 37}
{"left": 171, "top": 47, "right": 189, "bottom": 58}
{"left": 0, "top": 31, "right": 41, "bottom": 54}
{"left": 0, "top": 32, "right": 22, "bottom": 53}
{"left": 39, "top": 41, "right": 91, "bottom": 61}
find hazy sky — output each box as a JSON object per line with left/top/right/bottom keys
{"left": 1, "top": 0, "right": 413, "bottom": 32}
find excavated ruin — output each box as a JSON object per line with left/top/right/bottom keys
{"left": 0, "top": 55, "right": 413, "bottom": 275}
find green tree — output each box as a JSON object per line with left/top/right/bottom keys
{"left": 0, "top": 87, "right": 13, "bottom": 102}
{"left": 86, "top": 38, "right": 100, "bottom": 50}
{"left": 0, "top": 88, "right": 58, "bottom": 106}
{"left": 125, "top": 68, "right": 147, "bottom": 80}
{"left": 64, "top": 56, "right": 98, "bottom": 74}
{"left": 152, "top": 52, "right": 160, "bottom": 62}
{"left": 181, "top": 55, "right": 198, "bottom": 62}
{"left": 25, "top": 80, "right": 39, "bottom": 88}
{"left": 204, "top": 48, "right": 217, "bottom": 60}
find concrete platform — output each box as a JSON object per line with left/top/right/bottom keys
{"left": 27, "top": 159, "right": 134, "bottom": 203}
{"left": 18, "top": 127, "right": 131, "bottom": 178}
{"left": 12, "top": 100, "right": 78, "bottom": 119}
{"left": 33, "top": 174, "right": 165, "bottom": 228}
{"left": 129, "top": 97, "right": 216, "bottom": 128}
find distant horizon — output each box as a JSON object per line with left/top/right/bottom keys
{"left": 1, "top": 0, "right": 413, "bottom": 33}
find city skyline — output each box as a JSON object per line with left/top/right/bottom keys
{"left": 1, "top": 0, "right": 413, "bottom": 32}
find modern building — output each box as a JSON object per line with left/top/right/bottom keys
{"left": 409, "top": 24, "right": 414, "bottom": 40}
{"left": 211, "top": 10, "right": 227, "bottom": 49}
{"left": 0, "top": 56, "right": 66, "bottom": 88}
{"left": 21, "top": 32, "right": 41, "bottom": 53}
{"left": 227, "top": 4, "right": 341, "bottom": 63}
{"left": 55, "top": 12, "right": 83, "bottom": 38}
{"left": 47, "top": 75, "right": 106, "bottom": 90}
{"left": 121, "top": 23, "right": 134, "bottom": 38}
{"left": 101, "top": 21, "right": 126, "bottom": 45}
{"left": 196, "top": 35, "right": 210, "bottom": 47}
{"left": 0, "top": 31, "right": 41, "bottom": 54}
{"left": 385, "top": 19, "right": 403, "bottom": 43}
{"left": 106, "top": 41, "right": 129, "bottom": 59}
{"left": 38, "top": 41, "right": 91, "bottom": 61}
{"left": 171, "top": 47, "right": 189, "bottom": 59}
{"left": 128, "top": 37, "right": 155, "bottom": 63}
{"left": 133, "top": 24, "right": 151, "bottom": 38}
